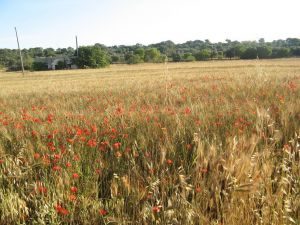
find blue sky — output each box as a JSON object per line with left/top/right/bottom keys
{"left": 0, "top": 0, "right": 299, "bottom": 49}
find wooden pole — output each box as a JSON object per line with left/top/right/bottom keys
{"left": 14, "top": 27, "right": 24, "bottom": 75}
{"left": 76, "top": 36, "right": 79, "bottom": 57}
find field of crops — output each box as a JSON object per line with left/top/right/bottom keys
{"left": 0, "top": 59, "right": 299, "bottom": 224}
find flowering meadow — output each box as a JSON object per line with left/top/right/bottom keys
{"left": 0, "top": 59, "right": 299, "bottom": 224}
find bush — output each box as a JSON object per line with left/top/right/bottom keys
{"left": 241, "top": 47, "right": 257, "bottom": 59}
{"left": 194, "top": 49, "right": 210, "bottom": 61}
{"left": 31, "top": 62, "right": 48, "bottom": 71}
{"left": 271, "top": 47, "right": 290, "bottom": 58}
{"left": 75, "top": 45, "right": 110, "bottom": 68}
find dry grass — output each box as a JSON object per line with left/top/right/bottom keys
{"left": 0, "top": 59, "right": 299, "bottom": 224}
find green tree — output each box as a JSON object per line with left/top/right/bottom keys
{"left": 125, "top": 52, "right": 143, "bottom": 64}
{"left": 134, "top": 48, "right": 145, "bottom": 60}
{"left": 257, "top": 46, "right": 272, "bottom": 59}
{"left": 32, "top": 61, "right": 48, "bottom": 71}
{"left": 183, "top": 53, "right": 195, "bottom": 62}
{"left": 171, "top": 53, "right": 182, "bottom": 62}
{"left": 225, "top": 48, "right": 235, "bottom": 59}
{"left": 44, "top": 48, "right": 56, "bottom": 57}
{"left": 271, "top": 47, "right": 290, "bottom": 58}
{"left": 241, "top": 47, "right": 257, "bottom": 59}
{"left": 75, "top": 45, "right": 110, "bottom": 68}
{"left": 291, "top": 47, "right": 300, "bottom": 56}
{"left": 144, "top": 48, "right": 161, "bottom": 62}
{"left": 194, "top": 49, "right": 210, "bottom": 61}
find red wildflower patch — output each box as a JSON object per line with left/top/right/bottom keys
{"left": 113, "top": 142, "right": 121, "bottom": 149}
{"left": 52, "top": 165, "right": 61, "bottom": 172}
{"left": 87, "top": 139, "right": 97, "bottom": 147}
{"left": 47, "top": 114, "right": 54, "bottom": 124}
{"left": 37, "top": 186, "right": 47, "bottom": 194}
{"left": 55, "top": 204, "right": 69, "bottom": 215}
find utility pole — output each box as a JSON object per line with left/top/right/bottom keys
{"left": 14, "top": 27, "right": 25, "bottom": 75}
{"left": 76, "top": 36, "right": 79, "bottom": 57}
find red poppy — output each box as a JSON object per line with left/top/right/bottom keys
{"left": 54, "top": 154, "right": 61, "bottom": 160}
{"left": 195, "top": 187, "right": 202, "bottom": 193}
{"left": 73, "top": 155, "right": 80, "bottom": 161}
{"left": 52, "top": 165, "right": 61, "bottom": 172}
{"left": 113, "top": 142, "right": 121, "bottom": 149}
{"left": 31, "top": 130, "right": 38, "bottom": 137}
{"left": 34, "top": 153, "right": 40, "bottom": 159}
{"left": 69, "top": 194, "right": 76, "bottom": 201}
{"left": 99, "top": 209, "right": 108, "bottom": 216}
{"left": 47, "top": 114, "right": 54, "bottom": 124}
{"left": 76, "top": 128, "right": 83, "bottom": 136}
{"left": 152, "top": 206, "right": 161, "bottom": 213}
{"left": 72, "top": 173, "right": 79, "bottom": 179}
{"left": 87, "top": 139, "right": 97, "bottom": 147}
{"left": 186, "top": 144, "right": 192, "bottom": 150}
{"left": 67, "top": 138, "right": 74, "bottom": 144}
{"left": 70, "top": 186, "right": 78, "bottom": 193}
{"left": 166, "top": 159, "right": 173, "bottom": 165}
{"left": 184, "top": 107, "right": 191, "bottom": 115}
{"left": 55, "top": 204, "right": 69, "bottom": 215}
{"left": 111, "top": 128, "right": 117, "bottom": 133}
{"left": 91, "top": 125, "right": 97, "bottom": 133}
{"left": 37, "top": 186, "right": 47, "bottom": 194}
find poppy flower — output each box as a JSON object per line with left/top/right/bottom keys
{"left": 195, "top": 187, "right": 202, "bottom": 193}
{"left": 34, "top": 153, "right": 40, "bottom": 159}
{"left": 184, "top": 107, "right": 191, "bottom": 115}
{"left": 113, "top": 142, "right": 121, "bottom": 149}
{"left": 70, "top": 186, "right": 78, "bottom": 193}
{"left": 37, "top": 186, "right": 47, "bottom": 194}
{"left": 76, "top": 128, "right": 83, "bottom": 136}
{"left": 99, "top": 209, "right": 108, "bottom": 216}
{"left": 72, "top": 173, "right": 79, "bottom": 179}
{"left": 152, "top": 206, "right": 161, "bottom": 213}
{"left": 69, "top": 194, "right": 76, "bottom": 201}
{"left": 55, "top": 204, "right": 69, "bottom": 215}
{"left": 31, "top": 130, "right": 38, "bottom": 137}
{"left": 52, "top": 165, "right": 61, "bottom": 172}
{"left": 91, "top": 125, "right": 97, "bottom": 133}
{"left": 87, "top": 139, "right": 97, "bottom": 147}
{"left": 166, "top": 159, "right": 173, "bottom": 165}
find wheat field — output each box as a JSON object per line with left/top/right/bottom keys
{"left": 0, "top": 59, "right": 299, "bottom": 224}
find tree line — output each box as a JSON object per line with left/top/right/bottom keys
{"left": 0, "top": 38, "right": 300, "bottom": 71}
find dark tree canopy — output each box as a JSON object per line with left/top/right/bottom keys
{"left": 1, "top": 37, "right": 300, "bottom": 71}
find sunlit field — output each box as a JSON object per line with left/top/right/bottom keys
{"left": 0, "top": 59, "right": 299, "bottom": 224}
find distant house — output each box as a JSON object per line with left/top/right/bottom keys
{"left": 34, "top": 56, "right": 78, "bottom": 70}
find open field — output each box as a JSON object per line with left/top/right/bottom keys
{"left": 0, "top": 59, "right": 299, "bottom": 224}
